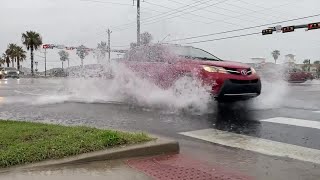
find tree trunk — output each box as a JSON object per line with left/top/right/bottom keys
{"left": 6, "top": 59, "right": 9, "bottom": 67}
{"left": 31, "top": 47, "right": 34, "bottom": 76}
{"left": 12, "top": 58, "right": 14, "bottom": 67}
{"left": 17, "top": 58, "right": 20, "bottom": 71}
{"left": 62, "top": 61, "right": 64, "bottom": 70}
{"left": 81, "top": 58, "right": 83, "bottom": 67}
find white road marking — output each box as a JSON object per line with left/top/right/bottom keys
{"left": 260, "top": 117, "right": 320, "bottom": 130}
{"left": 180, "top": 129, "right": 320, "bottom": 164}
{"left": 313, "top": 111, "right": 320, "bottom": 113}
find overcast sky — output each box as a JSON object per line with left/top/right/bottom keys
{"left": 1, "top": 0, "right": 320, "bottom": 70}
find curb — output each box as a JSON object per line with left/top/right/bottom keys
{"left": 1, "top": 136, "right": 179, "bottom": 172}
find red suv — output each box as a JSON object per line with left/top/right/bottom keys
{"left": 121, "top": 44, "right": 261, "bottom": 102}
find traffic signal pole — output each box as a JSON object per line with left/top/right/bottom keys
{"left": 262, "top": 22, "right": 320, "bottom": 35}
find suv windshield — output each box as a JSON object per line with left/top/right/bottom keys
{"left": 169, "top": 46, "right": 221, "bottom": 61}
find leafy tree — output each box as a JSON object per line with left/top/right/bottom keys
{"left": 58, "top": 50, "right": 69, "bottom": 70}
{"left": 303, "top": 59, "right": 311, "bottom": 64}
{"left": 303, "top": 59, "right": 311, "bottom": 72}
{"left": 140, "top": 32, "right": 153, "bottom": 45}
{"left": 95, "top": 41, "right": 108, "bottom": 61}
{"left": 314, "top": 60, "right": 320, "bottom": 78}
{"left": 130, "top": 42, "right": 137, "bottom": 49}
{"left": 286, "top": 54, "right": 295, "bottom": 60}
{"left": 76, "top": 45, "right": 89, "bottom": 67}
{"left": 22, "top": 31, "right": 43, "bottom": 76}
{"left": 271, "top": 50, "right": 280, "bottom": 64}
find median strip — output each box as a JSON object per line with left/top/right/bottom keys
{"left": 0, "top": 120, "right": 161, "bottom": 169}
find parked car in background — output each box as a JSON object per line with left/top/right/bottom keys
{"left": 0, "top": 67, "right": 20, "bottom": 79}
{"left": 285, "top": 68, "right": 314, "bottom": 83}
{"left": 121, "top": 44, "right": 261, "bottom": 102}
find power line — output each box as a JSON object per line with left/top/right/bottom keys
{"left": 236, "top": 0, "right": 290, "bottom": 16}
{"left": 224, "top": 1, "right": 285, "bottom": 20}
{"left": 184, "top": 32, "right": 260, "bottom": 44}
{"left": 167, "top": 13, "right": 320, "bottom": 42}
{"left": 115, "top": 0, "right": 234, "bottom": 31}
{"left": 213, "top": 2, "right": 293, "bottom": 25}
{"left": 111, "top": 0, "right": 209, "bottom": 30}
{"left": 143, "top": 0, "right": 243, "bottom": 25}
{"left": 138, "top": 0, "right": 232, "bottom": 25}
{"left": 115, "top": 0, "right": 231, "bottom": 31}
{"left": 79, "top": 0, "right": 133, "bottom": 6}
{"left": 165, "top": 0, "right": 264, "bottom": 24}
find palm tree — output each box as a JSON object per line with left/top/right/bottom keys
{"left": 58, "top": 50, "right": 69, "bottom": 71}
{"left": 76, "top": 45, "right": 89, "bottom": 67}
{"left": 3, "top": 51, "right": 11, "bottom": 67}
{"left": 271, "top": 50, "right": 280, "bottom": 64}
{"left": 22, "top": 31, "right": 43, "bottom": 76}
{"left": 6, "top": 44, "right": 18, "bottom": 67}
{"left": 15, "top": 46, "right": 27, "bottom": 71}
{"left": 0, "top": 57, "right": 5, "bottom": 67}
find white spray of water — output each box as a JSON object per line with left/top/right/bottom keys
{"left": 32, "top": 61, "right": 212, "bottom": 114}
{"left": 15, "top": 55, "right": 318, "bottom": 112}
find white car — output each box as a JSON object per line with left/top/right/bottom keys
{"left": 0, "top": 67, "right": 20, "bottom": 79}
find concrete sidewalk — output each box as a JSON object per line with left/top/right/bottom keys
{"left": 0, "top": 160, "right": 152, "bottom": 180}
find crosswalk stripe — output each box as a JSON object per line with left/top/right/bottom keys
{"left": 179, "top": 128, "right": 320, "bottom": 164}
{"left": 260, "top": 117, "right": 320, "bottom": 130}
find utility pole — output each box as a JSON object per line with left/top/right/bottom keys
{"left": 107, "top": 29, "right": 112, "bottom": 62}
{"left": 39, "top": 48, "right": 47, "bottom": 77}
{"left": 44, "top": 48, "right": 47, "bottom": 77}
{"left": 137, "top": 0, "right": 141, "bottom": 46}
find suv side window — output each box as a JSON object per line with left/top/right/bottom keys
{"left": 125, "top": 45, "right": 166, "bottom": 63}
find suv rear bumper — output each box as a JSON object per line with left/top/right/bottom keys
{"left": 215, "top": 79, "right": 261, "bottom": 101}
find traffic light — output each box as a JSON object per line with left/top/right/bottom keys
{"left": 308, "top": 22, "right": 320, "bottom": 30}
{"left": 282, "top": 26, "right": 295, "bottom": 33}
{"left": 262, "top": 29, "right": 273, "bottom": 35}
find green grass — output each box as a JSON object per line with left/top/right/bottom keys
{"left": 0, "top": 120, "right": 152, "bottom": 168}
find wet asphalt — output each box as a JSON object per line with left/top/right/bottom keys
{"left": 0, "top": 78, "right": 320, "bottom": 179}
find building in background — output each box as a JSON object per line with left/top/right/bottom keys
{"left": 246, "top": 57, "right": 267, "bottom": 70}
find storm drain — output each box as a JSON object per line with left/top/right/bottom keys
{"left": 127, "top": 154, "right": 252, "bottom": 180}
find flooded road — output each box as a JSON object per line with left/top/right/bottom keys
{"left": 1, "top": 78, "right": 320, "bottom": 179}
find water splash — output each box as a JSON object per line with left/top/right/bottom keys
{"left": 31, "top": 61, "right": 212, "bottom": 114}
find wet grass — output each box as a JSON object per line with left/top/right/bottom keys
{"left": 0, "top": 120, "right": 152, "bottom": 168}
